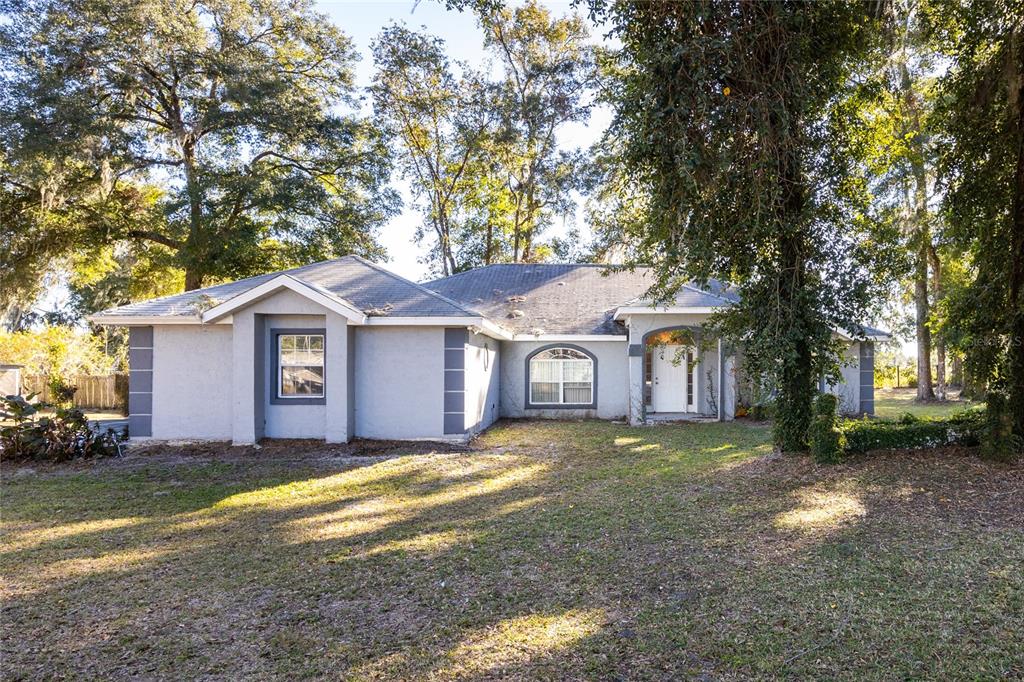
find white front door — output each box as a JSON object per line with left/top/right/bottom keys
{"left": 652, "top": 345, "right": 698, "bottom": 413}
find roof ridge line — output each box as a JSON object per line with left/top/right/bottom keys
{"left": 423, "top": 261, "right": 642, "bottom": 287}
{"left": 348, "top": 255, "right": 483, "bottom": 317}
{"left": 94, "top": 256, "right": 357, "bottom": 315}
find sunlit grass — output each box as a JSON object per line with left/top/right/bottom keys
{"left": 775, "top": 488, "right": 866, "bottom": 531}
{"left": 874, "top": 387, "right": 976, "bottom": 419}
{"left": 1, "top": 516, "right": 144, "bottom": 553}
{"left": 2, "top": 419, "right": 1021, "bottom": 679}
{"left": 441, "top": 609, "right": 607, "bottom": 679}
{"left": 347, "top": 529, "right": 480, "bottom": 560}
{"left": 5, "top": 548, "right": 169, "bottom": 597}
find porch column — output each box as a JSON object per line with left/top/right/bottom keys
{"left": 231, "top": 310, "right": 258, "bottom": 444}
{"left": 721, "top": 347, "right": 736, "bottom": 421}
{"left": 627, "top": 329, "right": 645, "bottom": 425}
{"left": 324, "top": 311, "right": 351, "bottom": 443}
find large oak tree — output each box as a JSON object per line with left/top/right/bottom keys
{"left": 1, "top": 0, "right": 398, "bottom": 312}
{"left": 598, "top": 0, "right": 899, "bottom": 450}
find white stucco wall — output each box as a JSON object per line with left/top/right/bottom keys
{"left": 152, "top": 325, "right": 233, "bottom": 440}
{"left": 354, "top": 326, "right": 445, "bottom": 439}
{"left": 499, "top": 339, "right": 629, "bottom": 419}
{"left": 824, "top": 341, "right": 861, "bottom": 415}
{"left": 464, "top": 332, "right": 500, "bottom": 433}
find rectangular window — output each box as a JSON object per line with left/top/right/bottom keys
{"left": 278, "top": 334, "right": 324, "bottom": 398}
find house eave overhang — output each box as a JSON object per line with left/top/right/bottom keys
{"left": 835, "top": 328, "right": 892, "bottom": 342}
{"left": 87, "top": 314, "right": 213, "bottom": 326}
{"left": 365, "top": 316, "right": 513, "bottom": 340}
{"left": 613, "top": 305, "right": 723, "bottom": 321}
{"left": 508, "top": 333, "right": 628, "bottom": 342}
{"left": 201, "top": 275, "right": 367, "bottom": 324}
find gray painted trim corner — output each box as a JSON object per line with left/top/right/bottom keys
{"left": 859, "top": 341, "right": 876, "bottom": 415}
{"left": 443, "top": 327, "right": 468, "bottom": 434}
{"left": 128, "top": 325, "right": 154, "bottom": 437}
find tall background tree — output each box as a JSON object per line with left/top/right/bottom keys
{"left": 0, "top": 0, "right": 398, "bottom": 320}
{"left": 925, "top": 0, "right": 1024, "bottom": 434}
{"left": 597, "top": 0, "right": 900, "bottom": 450}
{"left": 372, "top": 1, "right": 599, "bottom": 276}
{"left": 479, "top": 0, "right": 598, "bottom": 263}
{"left": 370, "top": 23, "right": 492, "bottom": 277}
{"left": 861, "top": 0, "right": 943, "bottom": 401}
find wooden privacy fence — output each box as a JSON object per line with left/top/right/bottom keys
{"left": 23, "top": 374, "right": 128, "bottom": 411}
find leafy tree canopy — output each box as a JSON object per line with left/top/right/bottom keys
{"left": 924, "top": 0, "right": 1024, "bottom": 428}
{"left": 371, "top": 1, "right": 599, "bottom": 277}
{"left": 0, "top": 0, "right": 399, "bottom": 319}
{"left": 595, "top": 0, "right": 902, "bottom": 449}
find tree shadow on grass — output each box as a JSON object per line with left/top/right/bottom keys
{"left": 2, "top": 420, "right": 1023, "bottom": 679}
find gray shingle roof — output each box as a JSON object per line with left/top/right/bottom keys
{"left": 424, "top": 264, "right": 738, "bottom": 335}
{"left": 850, "top": 323, "right": 891, "bottom": 340}
{"left": 94, "top": 255, "right": 478, "bottom": 319}
{"left": 95, "top": 256, "right": 889, "bottom": 340}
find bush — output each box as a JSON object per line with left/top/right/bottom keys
{"left": 842, "top": 409, "right": 984, "bottom": 455}
{"left": 809, "top": 394, "right": 845, "bottom": 463}
{"left": 750, "top": 401, "right": 774, "bottom": 421}
{"left": 0, "top": 394, "right": 123, "bottom": 462}
{"left": 48, "top": 375, "right": 77, "bottom": 408}
{"left": 982, "top": 392, "right": 1018, "bottom": 461}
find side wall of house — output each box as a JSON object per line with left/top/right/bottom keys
{"left": 464, "top": 331, "right": 501, "bottom": 434}
{"left": 150, "top": 324, "right": 234, "bottom": 440}
{"left": 823, "top": 341, "right": 863, "bottom": 416}
{"left": 353, "top": 326, "right": 446, "bottom": 439}
{"left": 499, "top": 339, "right": 629, "bottom": 420}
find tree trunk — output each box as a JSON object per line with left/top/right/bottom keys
{"left": 755, "top": 1, "right": 813, "bottom": 452}
{"left": 512, "top": 206, "right": 521, "bottom": 263}
{"left": 521, "top": 185, "right": 536, "bottom": 262}
{"left": 912, "top": 166, "right": 934, "bottom": 401}
{"left": 182, "top": 143, "right": 205, "bottom": 292}
{"left": 900, "top": 57, "right": 935, "bottom": 401}
{"left": 485, "top": 222, "right": 493, "bottom": 265}
{"left": 951, "top": 354, "right": 963, "bottom": 388}
{"left": 775, "top": 228, "right": 814, "bottom": 452}
{"left": 914, "top": 238, "right": 934, "bottom": 400}
{"left": 1007, "top": 28, "right": 1024, "bottom": 435}
{"left": 929, "top": 246, "right": 946, "bottom": 400}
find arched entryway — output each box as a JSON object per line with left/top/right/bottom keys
{"left": 640, "top": 326, "right": 703, "bottom": 420}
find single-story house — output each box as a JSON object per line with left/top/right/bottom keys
{"left": 89, "top": 255, "right": 887, "bottom": 443}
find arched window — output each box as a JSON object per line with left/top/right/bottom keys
{"left": 528, "top": 347, "right": 594, "bottom": 406}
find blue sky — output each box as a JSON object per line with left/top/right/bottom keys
{"left": 318, "top": 0, "right": 612, "bottom": 281}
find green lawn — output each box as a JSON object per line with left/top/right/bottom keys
{"left": 2, "top": 421, "right": 1022, "bottom": 679}
{"left": 874, "top": 387, "right": 976, "bottom": 419}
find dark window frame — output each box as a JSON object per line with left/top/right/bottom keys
{"left": 524, "top": 343, "right": 598, "bottom": 410}
{"left": 270, "top": 328, "right": 327, "bottom": 406}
